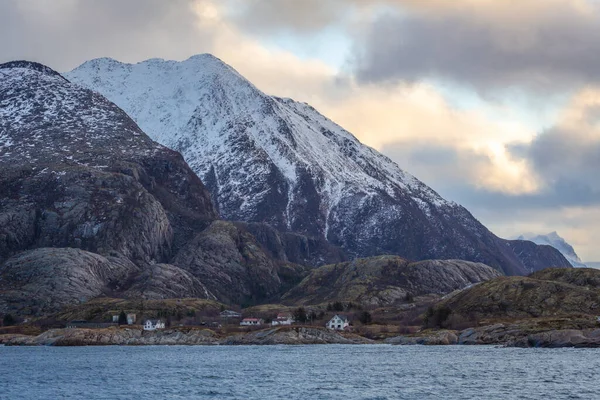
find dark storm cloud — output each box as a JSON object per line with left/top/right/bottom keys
{"left": 512, "top": 127, "right": 600, "bottom": 192}
{"left": 353, "top": 3, "right": 600, "bottom": 91}
{"left": 0, "top": 0, "right": 212, "bottom": 71}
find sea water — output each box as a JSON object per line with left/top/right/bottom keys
{"left": 1, "top": 344, "right": 599, "bottom": 399}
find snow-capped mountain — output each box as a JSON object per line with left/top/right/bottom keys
{"left": 66, "top": 54, "right": 572, "bottom": 275}
{"left": 518, "top": 232, "right": 587, "bottom": 268}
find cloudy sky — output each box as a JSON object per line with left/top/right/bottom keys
{"left": 1, "top": 0, "right": 599, "bottom": 261}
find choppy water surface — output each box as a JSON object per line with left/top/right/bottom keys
{"left": 1, "top": 345, "right": 599, "bottom": 399}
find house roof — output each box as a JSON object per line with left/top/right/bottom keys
{"left": 242, "top": 318, "right": 262, "bottom": 322}
{"left": 145, "top": 320, "right": 163, "bottom": 324}
{"left": 330, "top": 314, "right": 349, "bottom": 322}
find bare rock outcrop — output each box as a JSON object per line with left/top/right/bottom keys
{"left": 434, "top": 272, "right": 600, "bottom": 321}
{"left": 173, "top": 221, "right": 309, "bottom": 305}
{"left": 0, "top": 248, "right": 139, "bottom": 315}
{"left": 282, "top": 255, "right": 501, "bottom": 306}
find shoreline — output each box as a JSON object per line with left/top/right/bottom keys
{"left": 3, "top": 323, "right": 600, "bottom": 348}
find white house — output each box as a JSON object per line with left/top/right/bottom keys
{"left": 326, "top": 315, "right": 349, "bottom": 330}
{"left": 240, "top": 318, "right": 264, "bottom": 326}
{"left": 143, "top": 320, "right": 166, "bottom": 331}
{"left": 271, "top": 313, "right": 294, "bottom": 326}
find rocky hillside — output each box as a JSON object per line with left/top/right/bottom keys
{"left": 0, "top": 61, "right": 308, "bottom": 316}
{"left": 529, "top": 267, "right": 600, "bottom": 289}
{"left": 66, "top": 55, "right": 571, "bottom": 275}
{"left": 434, "top": 268, "right": 600, "bottom": 322}
{"left": 282, "top": 255, "right": 501, "bottom": 306}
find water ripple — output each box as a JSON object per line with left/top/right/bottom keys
{"left": 1, "top": 345, "right": 600, "bottom": 399}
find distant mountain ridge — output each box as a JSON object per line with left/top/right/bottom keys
{"left": 66, "top": 54, "right": 572, "bottom": 275}
{"left": 517, "top": 232, "right": 587, "bottom": 268}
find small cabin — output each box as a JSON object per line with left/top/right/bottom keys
{"left": 240, "top": 318, "right": 264, "bottom": 326}
{"left": 326, "top": 315, "right": 349, "bottom": 331}
{"left": 271, "top": 313, "right": 294, "bottom": 326}
{"left": 143, "top": 320, "right": 166, "bottom": 331}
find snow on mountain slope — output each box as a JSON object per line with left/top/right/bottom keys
{"left": 518, "top": 232, "right": 587, "bottom": 268}
{"left": 66, "top": 55, "right": 572, "bottom": 275}
{"left": 0, "top": 61, "right": 159, "bottom": 167}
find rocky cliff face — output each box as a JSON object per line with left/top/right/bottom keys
{"left": 172, "top": 220, "right": 309, "bottom": 305}
{"left": 282, "top": 255, "right": 501, "bottom": 306}
{"left": 0, "top": 61, "right": 308, "bottom": 316}
{"left": 66, "top": 55, "right": 572, "bottom": 275}
{"left": 0, "top": 61, "right": 217, "bottom": 264}
{"left": 234, "top": 222, "right": 348, "bottom": 267}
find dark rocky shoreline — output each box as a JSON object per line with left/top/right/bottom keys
{"left": 3, "top": 324, "right": 600, "bottom": 348}
{"left": 0, "top": 326, "right": 371, "bottom": 346}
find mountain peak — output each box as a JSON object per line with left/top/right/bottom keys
{"left": 0, "top": 59, "right": 164, "bottom": 168}
{"left": 67, "top": 56, "right": 574, "bottom": 275}
{"left": 0, "top": 60, "right": 67, "bottom": 80}
{"left": 184, "top": 53, "right": 225, "bottom": 64}
{"left": 518, "top": 232, "right": 586, "bottom": 268}
{"left": 546, "top": 231, "right": 561, "bottom": 240}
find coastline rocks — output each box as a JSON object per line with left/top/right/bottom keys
{"left": 2, "top": 326, "right": 371, "bottom": 346}
{"left": 512, "top": 329, "right": 600, "bottom": 348}
{"left": 457, "top": 324, "right": 524, "bottom": 345}
{"left": 385, "top": 330, "right": 458, "bottom": 345}
{"left": 221, "top": 327, "right": 372, "bottom": 345}
{"left": 2, "top": 327, "right": 219, "bottom": 346}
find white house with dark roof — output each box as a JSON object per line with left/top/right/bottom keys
{"left": 326, "top": 315, "right": 349, "bottom": 330}
{"left": 143, "top": 320, "right": 165, "bottom": 331}
{"left": 271, "top": 313, "right": 294, "bottom": 326}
